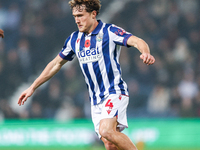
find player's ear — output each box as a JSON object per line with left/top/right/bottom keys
{"left": 91, "top": 10, "right": 97, "bottom": 19}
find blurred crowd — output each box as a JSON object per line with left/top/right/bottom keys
{"left": 0, "top": 0, "right": 200, "bottom": 120}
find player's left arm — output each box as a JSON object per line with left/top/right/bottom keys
{"left": 127, "top": 35, "right": 155, "bottom": 65}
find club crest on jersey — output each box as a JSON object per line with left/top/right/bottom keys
{"left": 77, "top": 47, "right": 101, "bottom": 64}
{"left": 96, "top": 33, "right": 103, "bottom": 42}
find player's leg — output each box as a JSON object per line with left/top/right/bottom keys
{"left": 99, "top": 117, "right": 138, "bottom": 150}
{"left": 101, "top": 137, "right": 119, "bottom": 150}
{"left": 101, "top": 126, "right": 120, "bottom": 150}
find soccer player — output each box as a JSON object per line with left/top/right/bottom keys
{"left": 0, "top": 29, "right": 4, "bottom": 38}
{"left": 18, "top": 0, "right": 155, "bottom": 150}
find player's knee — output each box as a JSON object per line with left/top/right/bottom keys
{"left": 99, "top": 127, "right": 113, "bottom": 139}
{"left": 99, "top": 118, "right": 117, "bottom": 140}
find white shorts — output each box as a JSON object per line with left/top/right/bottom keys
{"left": 91, "top": 94, "right": 129, "bottom": 138}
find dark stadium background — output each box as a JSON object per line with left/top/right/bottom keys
{"left": 0, "top": 0, "right": 200, "bottom": 150}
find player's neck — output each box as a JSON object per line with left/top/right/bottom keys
{"left": 86, "top": 20, "right": 99, "bottom": 35}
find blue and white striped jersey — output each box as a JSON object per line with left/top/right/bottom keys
{"left": 59, "top": 20, "right": 132, "bottom": 105}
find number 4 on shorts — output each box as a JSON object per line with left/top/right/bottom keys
{"left": 105, "top": 99, "right": 113, "bottom": 109}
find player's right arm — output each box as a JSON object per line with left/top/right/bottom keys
{"left": 18, "top": 55, "right": 68, "bottom": 106}
{"left": 0, "top": 29, "right": 4, "bottom": 38}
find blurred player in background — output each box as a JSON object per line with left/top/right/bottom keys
{"left": 0, "top": 29, "right": 4, "bottom": 38}
{"left": 18, "top": 0, "right": 155, "bottom": 149}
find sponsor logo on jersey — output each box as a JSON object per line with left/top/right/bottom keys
{"left": 77, "top": 47, "right": 101, "bottom": 64}
{"left": 112, "top": 25, "right": 127, "bottom": 36}
{"left": 115, "top": 29, "right": 126, "bottom": 36}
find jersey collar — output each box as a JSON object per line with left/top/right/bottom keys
{"left": 91, "top": 20, "right": 103, "bottom": 35}
{"left": 83, "top": 20, "right": 103, "bottom": 36}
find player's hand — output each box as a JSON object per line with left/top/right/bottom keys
{"left": 140, "top": 53, "right": 155, "bottom": 65}
{"left": 18, "top": 87, "right": 35, "bottom": 106}
{"left": 0, "top": 29, "right": 4, "bottom": 38}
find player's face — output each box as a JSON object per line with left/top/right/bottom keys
{"left": 72, "top": 5, "right": 96, "bottom": 34}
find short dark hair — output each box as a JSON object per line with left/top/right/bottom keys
{"left": 69, "top": 0, "right": 101, "bottom": 15}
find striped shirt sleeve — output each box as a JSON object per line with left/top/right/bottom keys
{"left": 59, "top": 35, "right": 76, "bottom": 61}
{"left": 109, "top": 25, "right": 132, "bottom": 47}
